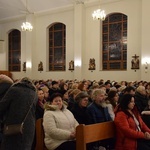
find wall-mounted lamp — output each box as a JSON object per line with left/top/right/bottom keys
{"left": 74, "top": 60, "right": 81, "bottom": 68}
{"left": 142, "top": 57, "right": 150, "bottom": 73}
{"left": 26, "top": 61, "right": 32, "bottom": 69}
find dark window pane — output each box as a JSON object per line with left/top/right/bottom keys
{"left": 109, "top": 23, "right": 122, "bottom": 41}
{"left": 123, "top": 51, "right": 127, "bottom": 60}
{"left": 110, "top": 62, "right": 121, "bottom": 69}
{"left": 123, "top": 22, "right": 127, "bottom": 30}
{"left": 102, "top": 13, "right": 127, "bottom": 70}
{"left": 103, "top": 25, "right": 108, "bottom": 33}
{"left": 123, "top": 43, "right": 127, "bottom": 50}
{"left": 54, "top": 23, "right": 63, "bottom": 30}
{"left": 103, "top": 63, "right": 107, "bottom": 69}
{"left": 103, "top": 44, "right": 108, "bottom": 51}
{"left": 49, "top": 32, "right": 53, "bottom": 39}
{"left": 49, "top": 23, "right": 66, "bottom": 71}
{"left": 103, "top": 34, "right": 108, "bottom": 42}
{"left": 12, "top": 66, "right": 20, "bottom": 71}
{"left": 123, "top": 62, "right": 127, "bottom": 69}
{"left": 109, "top": 14, "right": 122, "bottom": 22}
{"left": 54, "top": 31, "right": 63, "bottom": 46}
{"left": 103, "top": 53, "right": 108, "bottom": 61}
{"left": 8, "top": 29, "right": 21, "bottom": 72}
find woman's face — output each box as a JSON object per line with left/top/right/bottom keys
{"left": 38, "top": 90, "right": 44, "bottom": 101}
{"left": 79, "top": 97, "right": 89, "bottom": 107}
{"left": 114, "top": 93, "right": 119, "bottom": 102}
{"left": 44, "top": 89, "right": 49, "bottom": 99}
{"left": 51, "top": 96, "right": 63, "bottom": 109}
{"left": 128, "top": 97, "right": 135, "bottom": 110}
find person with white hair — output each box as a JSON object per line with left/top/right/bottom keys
{"left": 87, "top": 89, "right": 113, "bottom": 149}
{"left": 135, "top": 85, "right": 149, "bottom": 113}
{"left": 87, "top": 88, "right": 112, "bottom": 124}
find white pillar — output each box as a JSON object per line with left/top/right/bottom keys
{"left": 74, "top": 1, "right": 85, "bottom": 80}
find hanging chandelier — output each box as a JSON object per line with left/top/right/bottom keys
{"left": 92, "top": 9, "right": 106, "bottom": 21}
{"left": 21, "top": 0, "right": 33, "bottom": 31}
{"left": 21, "top": 22, "right": 33, "bottom": 31}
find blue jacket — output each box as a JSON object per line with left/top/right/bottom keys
{"left": 87, "top": 102, "right": 112, "bottom": 124}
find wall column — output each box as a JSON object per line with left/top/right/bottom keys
{"left": 73, "top": 1, "right": 85, "bottom": 80}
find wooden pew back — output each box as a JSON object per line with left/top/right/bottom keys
{"left": 76, "top": 121, "right": 115, "bottom": 150}
{"left": 35, "top": 118, "right": 48, "bottom": 150}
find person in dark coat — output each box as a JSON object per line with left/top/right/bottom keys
{"left": 0, "top": 77, "right": 38, "bottom": 150}
{"left": 36, "top": 88, "right": 47, "bottom": 120}
{"left": 135, "top": 85, "right": 149, "bottom": 113}
{"left": 87, "top": 89, "right": 112, "bottom": 124}
{"left": 71, "top": 92, "right": 91, "bottom": 125}
{"left": 141, "top": 99, "right": 150, "bottom": 128}
{"left": 48, "top": 81, "right": 60, "bottom": 97}
{"left": 0, "top": 74, "right": 14, "bottom": 146}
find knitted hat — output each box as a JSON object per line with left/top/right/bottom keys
{"left": 75, "top": 92, "right": 89, "bottom": 103}
{"left": 0, "top": 74, "right": 13, "bottom": 84}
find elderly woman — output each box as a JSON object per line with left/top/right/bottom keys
{"left": 71, "top": 91, "right": 91, "bottom": 125}
{"left": 43, "top": 93, "right": 78, "bottom": 150}
{"left": 115, "top": 94, "right": 150, "bottom": 150}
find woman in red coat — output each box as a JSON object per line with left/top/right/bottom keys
{"left": 114, "top": 94, "right": 150, "bottom": 150}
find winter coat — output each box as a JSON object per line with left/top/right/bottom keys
{"left": 141, "top": 110, "right": 150, "bottom": 128}
{"left": 0, "top": 79, "right": 13, "bottom": 143}
{"left": 43, "top": 103, "right": 79, "bottom": 150}
{"left": 135, "top": 91, "right": 149, "bottom": 113}
{"left": 0, "top": 80, "right": 37, "bottom": 150}
{"left": 0, "top": 82, "right": 13, "bottom": 101}
{"left": 87, "top": 102, "right": 112, "bottom": 124}
{"left": 114, "top": 110, "right": 150, "bottom": 150}
{"left": 71, "top": 103, "right": 91, "bottom": 125}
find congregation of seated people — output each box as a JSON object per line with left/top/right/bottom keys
{"left": 1, "top": 76, "right": 150, "bottom": 150}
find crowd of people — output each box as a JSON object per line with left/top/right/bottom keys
{"left": 1, "top": 76, "right": 150, "bottom": 150}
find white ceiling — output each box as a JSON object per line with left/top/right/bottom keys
{"left": 0, "top": 0, "right": 120, "bottom": 22}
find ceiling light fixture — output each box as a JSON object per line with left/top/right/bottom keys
{"left": 92, "top": 0, "right": 106, "bottom": 21}
{"left": 21, "top": 0, "right": 33, "bottom": 31}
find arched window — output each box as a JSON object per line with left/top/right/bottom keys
{"left": 49, "top": 23, "right": 66, "bottom": 71}
{"left": 102, "top": 13, "right": 127, "bottom": 70}
{"left": 8, "top": 29, "right": 21, "bottom": 71}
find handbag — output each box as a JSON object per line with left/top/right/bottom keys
{"left": 3, "top": 94, "right": 36, "bottom": 136}
{"left": 3, "top": 123, "right": 24, "bottom": 136}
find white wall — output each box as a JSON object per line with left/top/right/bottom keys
{"left": 0, "top": 0, "right": 149, "bottom": 82}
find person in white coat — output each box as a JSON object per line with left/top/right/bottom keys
{"left": 43, "top": 93, "right": 79, "bottom": 150}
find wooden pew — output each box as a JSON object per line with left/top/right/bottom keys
{"left": 35, "top": 118, "right": 48, "bottom": 150}
{"left": 35, "top": 119, "right": 115, "bottom": 150}
{"left": 76, "top": 121, "right": 115, "bottom": 150}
